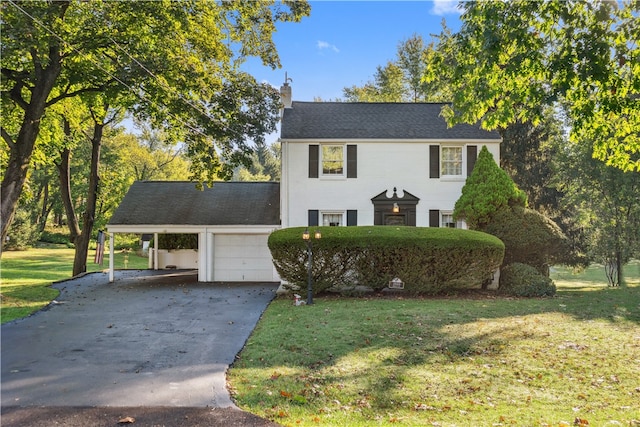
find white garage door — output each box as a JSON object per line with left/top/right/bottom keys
{"left": 213, "top": 234, "right": 276, "bottom": 281}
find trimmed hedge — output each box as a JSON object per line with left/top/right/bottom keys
{"left": 499, "top": 262, "right": 556, "bottom": 297}
{"left": 268, "top": 226, "right": 505, "bottom": 295}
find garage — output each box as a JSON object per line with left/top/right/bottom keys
{"left": 213, "top": 234, "right": 276, "bottom": 281}
{"left": 107, "top": 181, "right": 281, "bottom": 283}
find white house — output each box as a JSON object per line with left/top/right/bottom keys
{"left": 106, "top": 83, "right": 501, "bottom": 283}
{"left": 279, "top": 84, "right": 501, "bottom": 229}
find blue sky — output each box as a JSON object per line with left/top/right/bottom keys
{"left": 243, "top": 1, "right": 463, "bottom": 103}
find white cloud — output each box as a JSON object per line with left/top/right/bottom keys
{"left": 431, "top": 0, "right": 463, "bottom": 16}
{"left": 317, "top": 40, "right": 340, "bottom": 53}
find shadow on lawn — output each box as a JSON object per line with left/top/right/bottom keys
{"left": 232, "top": 285, "right": 640, "bottom": 420}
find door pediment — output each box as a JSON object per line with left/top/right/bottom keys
{"left": 371, "top": 187, "right": 419, "bottom": 226}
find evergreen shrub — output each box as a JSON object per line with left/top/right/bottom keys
{"left": 499, "top": 262, "right": 556, "bottom": 297}
{"left": 484, "top": 206, "right": 571, "bottom": 275}
{"left": 268, "top": 226, "right": 504, "bottom": 295}
{"left": 454, "top": 146, "right": 527, "bottom": 229}
{"left": 5, "top": 209, "right": 40, "bottom": 250}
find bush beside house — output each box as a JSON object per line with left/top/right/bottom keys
{"left": 484, "top": 206, "right": 572, "bottom": 276}
{"left": 454, "top": 145, "right": 569, "bottom": 294}
{"left": 499, "top": 262, "right": 556, "bottom": 297}
{"left": 268, "top": 226, "right": 504, "bottom": 295}
{"left": 454, "top": 146, "right": 527, "bottom": 230}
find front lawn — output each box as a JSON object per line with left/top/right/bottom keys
{"left": 228, "top": 262, "right": 640, "bottom": 426}
{"left": 0, "top": 244, "right": 148, "bottom": 323}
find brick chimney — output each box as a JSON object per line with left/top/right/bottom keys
{"left": 280, "top": 73, "right": 292, "bottom": 109}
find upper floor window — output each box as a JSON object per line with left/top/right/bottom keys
{"left": 430, "top": 145, "right": 477, "bottom": 179}
{"left": 322, "top": 145, "right": 344, "bottom": 176}
{"left": 309, "top": 144, "right": 357, "bottom": 179}
{"left": 441, "top": 146, "right": 462, "bottom": 177}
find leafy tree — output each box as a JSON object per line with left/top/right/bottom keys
{"left": 126, "top": 123, "right": 190, "bottom": 182}
{"left": 499, "top": 111, "right": 564, "bottom": 215}
{"left": 1, "top": 0, "right": 310, "bottom": 247}
{"left": 233, "top": 141, "right": 280, "bottom": 182}
{"left": 454, "top": 146, "right": 527, "bottom": 229}
{"left": 555, "top": 139, "right": 640, "bottom": 286}
{"left": 424, "top": 0, "right": 639, "bottom": 172}
{"left": 343, "top": 62, "right": 406, "bottom": 102}
{"left": 343, "top": 34, "right": 451, "bottom": 102}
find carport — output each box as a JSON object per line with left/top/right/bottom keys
{"left": 107, "top": 181, "right": 281, "bottom": 283}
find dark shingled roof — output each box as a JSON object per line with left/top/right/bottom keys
{"left": 281, "top": 102, "right": 500, "bottom": 140}
{"left": 108, "top": 181, "right": 280, "bottom": 226}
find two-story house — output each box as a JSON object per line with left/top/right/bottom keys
{"left": 279, "top": 84, "right": 501, "bottom": 229}
{"left": 106, "top": 83, "right": 501, "bottom": 283}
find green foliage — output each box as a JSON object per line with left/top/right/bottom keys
{"left": 554, "top": 135, "right": 640, "bottom": 286}
{"left": 40, "top": 228, "right": 71, "bottom": 246}
{"left": 454, "top": 146, "right": 527, "bottom": 229}
{"left": 4, "top": 208, "right": 40, "bottom": 250}
{"left": 1, "top": 0, "right": 310, "bottom": 244}
{"left": 158, "top": 234, "right": 198, "bottom": 250}
{"left": 268, "top": 226, "right": 504, "bottom": 295}
{"left": 343, "top": 34, "right": 451, "bottom": 102}
{"left": 232, "top": 141, "right": 280, "bottom": 182}
{"left": 425, "top": 0, "right": 640, "bottom": 171}
{"left": 499, "top": 113, "right": 564, "bottom": 215}
{"left": 499, "top": 262, "right": 556, "bottom": 297}
{"left": 484, "top": 206, "right": 582, "bottom": 275}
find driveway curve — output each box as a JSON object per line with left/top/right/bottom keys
{"left": 1, "top": 270, "right": 279, "bottom": 408}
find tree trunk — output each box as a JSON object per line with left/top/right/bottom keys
{"left": 1, "top": 98, "right": 58, "bottom": 247}
{"left": 38, "top": 179, "right": 52, "bottom": 233}
{"left": 0, "top": 4, "right": 67, "bottom": 248}
{"left": 72, "top": 119, "right": 104, "bottom": 276}
{"left": 56, "top": 141, "right": 81, "bottom": 243}
{"left": 616, "top": 249, "right": 624, "bottom": 287}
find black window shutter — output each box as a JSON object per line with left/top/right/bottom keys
{"left": 429, "top": 210, "right": 440, "bottom": 227}
{"left": 467, "top": 145, "right": 478, "bottom": 176}
{"left": 347, "top": 210, "right": 357, "bottom": 226}
{"left": 347, "top": 145, "right": 357, "bottom": 178}
{"left": 429, "top": 145, "right": 440, "bottom": 178}
{"left": 309, "top": 145, "right": 319, "bottom": 178}
{"left": 308, "top": 210, "right": 319, "bottom": 226}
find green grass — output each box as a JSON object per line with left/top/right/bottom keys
{"left": 228, "top": 261, "right": 640, "bottom": 426}
{"left": 0, "top": 244, "right": 149, "bottom": 323}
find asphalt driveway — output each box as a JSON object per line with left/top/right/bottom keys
{"left": 1, "top": 270, "right": 279, "bottom": 409}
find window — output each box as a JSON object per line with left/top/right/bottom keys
{"left": 310, "top": 145, "right": 357, "bottom": 178}
{"left": 322, "top": 212, "right": 343, "bottom": 226}
{"left": 430, "top": 145, "right": 477, "bottom": 179}
{"left": 322, "top": 145, "right": 344, "bottom": 176}
{"left": 441, "top": 212, "right": 464, "bottom": 228}
{"left": 441, "top": 146, "right": 462, "bottom": 177}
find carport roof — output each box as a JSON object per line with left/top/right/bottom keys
{"left": 108, "top": 181, "right": 280, "bottom": 226}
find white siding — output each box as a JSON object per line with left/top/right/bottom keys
{"left": 281, "top": 140, "right": 501, "bottom": 227}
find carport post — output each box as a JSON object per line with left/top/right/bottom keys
{"left": 109, "top": 232, "right": 114, "bottom": 282}
{"left": 153, "top": 233, "right": 159, "bottom": 270}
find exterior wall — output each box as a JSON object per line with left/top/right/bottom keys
{"left": 152, "top": 249, "right": 198, "bottom": 269}
{"left": 280, "top": 139, "right": 500, "bottom": 227}
{"left": 108, "top": 225, "right": 280, "bottom": 283}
